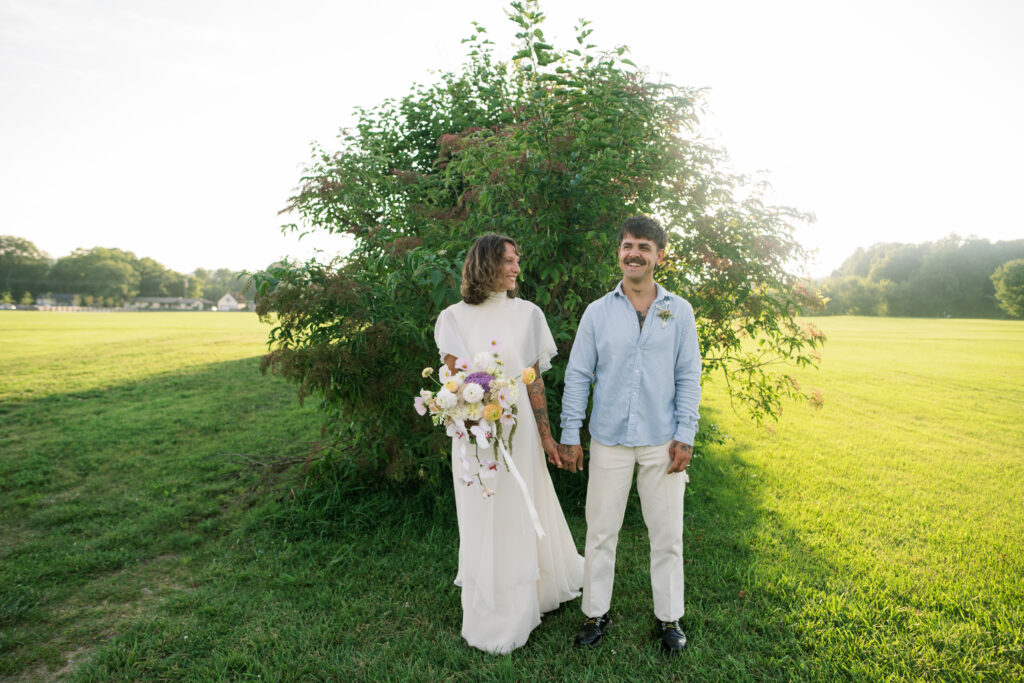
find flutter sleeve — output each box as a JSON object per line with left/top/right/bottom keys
{"left": 523, "top": 303, "right": 558, "bottom": 373}
{"left": 434, "top": 305, "right": 471, "bottom": 363}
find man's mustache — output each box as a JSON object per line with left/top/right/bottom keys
{"left": 623, "top": 257, "right": 646, "bottom": 266}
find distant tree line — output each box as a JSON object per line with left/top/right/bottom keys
{"left": 817, "top": 235, "right": 1024, "bottom": 319}
{"left": 7, "top": 232, "right": 1022, "bottom": 317}
{"left": 0, "top": 235, "right": 253, "bottom": 307}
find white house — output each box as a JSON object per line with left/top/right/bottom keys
{"left": 217, "top": 292, "right": 247, "bottom": 311}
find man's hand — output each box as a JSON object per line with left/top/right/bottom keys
{"left": 559, "top": 443, "right": 584, "bottom": 474}
{"left": 542, "top": 435, "right": 562, "bottom": 468}
{"left": 667, "top": 440, "right": 693, "bottom": 474}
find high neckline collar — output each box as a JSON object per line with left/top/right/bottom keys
{"left": 484, "top": 291, "right": 510, "bottom": 304}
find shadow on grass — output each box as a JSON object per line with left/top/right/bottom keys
{"left": 669, "top": 407, "right": 855, "bottom": 678}
{"left": 3, "top": 364, "right": 857, "bottom": 681}
{"left": 0, "top": 356, "right": 321, "bottom": 678}
{"left": 78, "top": 406, "right": 857, "bottom": 680}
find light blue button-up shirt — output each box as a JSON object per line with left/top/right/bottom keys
{"left": 560, "top": 281, "right": 702, "bottom": 447}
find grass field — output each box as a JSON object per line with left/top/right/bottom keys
{"left": 1, "top": 312, "right": 1022, "bottom": 681}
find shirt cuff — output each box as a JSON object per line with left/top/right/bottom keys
{"left": 560, "top": 426, "right": 581, "bottom": 445}
{"left": 673, "top": 426, "right": 696, "bottom": 447}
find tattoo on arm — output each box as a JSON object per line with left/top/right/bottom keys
{"left": 528, "top": 372, "right": 552, "bottom": 439}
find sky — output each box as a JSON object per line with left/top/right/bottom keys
{"left": 2, "top": 0, "right": 1022, "bottom": 278}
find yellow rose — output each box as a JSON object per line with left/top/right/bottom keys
{"left": 444, "top": 379, "right": 460, "bottom": 393}
{"left": 521, "top": 367, "right": 536, "bottom": 385}
{"left": 482, "top": 403, "right": 502, "bottom": 422}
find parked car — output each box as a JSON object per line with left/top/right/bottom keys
{"left": 0, "top": 303, "right": 16, "bottom": 310}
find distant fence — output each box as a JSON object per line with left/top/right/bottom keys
{"left": 28, "top": 306, "right": 126, "bottom": 312}
{"left": 17, "top": 306, "right": 251, "bottom": 312}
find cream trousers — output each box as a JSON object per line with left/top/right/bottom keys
{"left": 582, "top": 438, "right": 687, "bottom": 622}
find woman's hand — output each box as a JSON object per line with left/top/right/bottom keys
{"left": 542, "top": 435, "right": 562, "bottom": 468}
{"left": 527, "top": 367, "right": 562, "bottom": 469}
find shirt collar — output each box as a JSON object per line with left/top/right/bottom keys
{"left": 611, "top": 280, "right": 671, "bottom": 302}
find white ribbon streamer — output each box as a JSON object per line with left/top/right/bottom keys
{"left": 499, "top": 439, "right": 546, "bottom": 539}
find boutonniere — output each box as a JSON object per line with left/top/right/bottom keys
{"left": 654, "top": 302, "right": 673, "bottom": 328}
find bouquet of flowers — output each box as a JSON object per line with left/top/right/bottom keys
{"left": 415, "top": 339, "right": 537, "bottom": 499}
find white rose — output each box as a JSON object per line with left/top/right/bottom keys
{"left": 420, "top": 389, "right": 434, "bottom": 400}
{"left": 462, "top": 382, "right": 484, "bottom": 404}
{"left": 436, "top": 388, "right": 458, "bottom": 409}
{"left": 473, "top": 352, "right": 493, "bottom": 372}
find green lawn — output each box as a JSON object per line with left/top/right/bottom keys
{"left": 1, "top": 313, "right": 1021, "bottom": 681}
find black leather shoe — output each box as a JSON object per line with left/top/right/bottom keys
{"left": 658, "top": 619, "right": 687, "bottom": 654}
{"left": 574, "top": 613, "right": 611, "bottom": 648}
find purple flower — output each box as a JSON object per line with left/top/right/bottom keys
{"left": 464, "top": 371, "right": 495, "bottom": 392}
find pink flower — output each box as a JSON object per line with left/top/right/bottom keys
{"left": 455, "top": 357, "right": 470, "bottom": 371}
{"left": 413, "top": 397, "right": 427, "bottom": 416}
{"left": 497, "top": 386, "right": 513, "bottom": 408}
{"left": 499, "top": 412, "right": 516, "bottom": 427}
{"left": 460, "top": 475, "right": 474, "bottom": 487}
{"left": 489, "top": 339, "right": 502, "bottom": 354}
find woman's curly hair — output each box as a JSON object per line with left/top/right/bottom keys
{"left": 460, "top": 233, "right": 519, "bottom": 304}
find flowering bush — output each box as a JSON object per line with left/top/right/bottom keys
{"left": 253, "top": 1, "right": 826, "bottom": 492}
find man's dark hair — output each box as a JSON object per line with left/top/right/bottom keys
{"left": 617, "top": 216, "right": 667, "bottom": 251}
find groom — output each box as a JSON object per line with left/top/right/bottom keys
{"left": 557, "top": 216, "right": 702, "bottom": 654}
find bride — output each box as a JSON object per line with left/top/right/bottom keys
{"left": 434, "top": 233, "right": 584, "bottom": 654}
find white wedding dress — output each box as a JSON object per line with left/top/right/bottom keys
{"left": 435, "top": 292, "right": 584, "bottom": 654}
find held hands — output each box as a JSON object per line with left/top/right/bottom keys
{"left": 555, "top": 443, "right": 584, "bottom": 474}
{"left": 667, "top": 440, "right": 693, "bottom": 474}
{"left": 541, "top": 435, "right": 561, "bottom": 468}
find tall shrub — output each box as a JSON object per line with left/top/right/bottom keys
{"left": 254, "top": 1, "right": 825, "bottom": 486}
{"left": 992, "top": 259, "right": 1024, "bottom": 319}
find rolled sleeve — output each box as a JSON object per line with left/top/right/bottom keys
{"left": 559, "top": 306, "right": 597, "bottom": 446}
{"left": 672, "top": 302, "right": 702, "bottom": 445}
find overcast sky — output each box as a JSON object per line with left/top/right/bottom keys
{"left": 2, "top": 0, "right": 1022, "bottom": 277}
